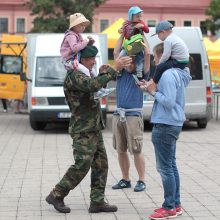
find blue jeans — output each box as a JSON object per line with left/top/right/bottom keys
{"left": 119, "top": 49, "right": 144, "bottom": 77}
{"left": 152, "top": 123, "right": 182, "bottom": 210}
{"left": 153, "top": 59, "right": 187, "bottom": 83}
{"left": 135, "top": 52, "right": 144, "bottom": 77}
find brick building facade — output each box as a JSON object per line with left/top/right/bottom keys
{"left": 94, "top": 0, "right": 211, "bottom": 34}
{"left": 0, "top": 0, "right": 211, "bottom": 35}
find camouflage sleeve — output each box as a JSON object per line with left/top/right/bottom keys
{"left": 70, "top": 66, "right": 119, "bottom": 93}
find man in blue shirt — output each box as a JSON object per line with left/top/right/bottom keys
{"left": 111, "top": 34, "right": 150, "bottom": 192}
{"left": 139, "top": 43, "right": 191, "bottom": 219}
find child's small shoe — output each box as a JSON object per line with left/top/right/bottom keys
{"left": 63, "top": 59, "right": 78, "bottom": 71}
{"left": 136, "top": 71, "right": 143, "bottom": 78}
{"left": 94, "top": 88, "right": 115, "bottom": 99}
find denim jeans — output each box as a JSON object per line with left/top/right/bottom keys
{"left": 135, "top": 52, "right": 144, "bottom": 77}
{"left": 153, "top": 59, "right": 187, "bottom": 83}
{"left": 119, "top": 49, "right": 144, "bottom": 77}
{"left": 152, "top": 123, "right": 182, "bottom": 210}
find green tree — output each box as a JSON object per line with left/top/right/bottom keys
{"left": 27, "top": 0, "right": 106, "bottom": 33}
{"left": 206, "top": 0, "right": 220, "bottom": 34}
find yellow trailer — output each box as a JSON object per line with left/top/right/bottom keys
{"left": 0, "top": 34, "right": 27, "bottom": 100}
{"left": 204, "top": 37, "right": 220, "bottom": 85}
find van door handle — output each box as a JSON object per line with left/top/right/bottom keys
{"left": 204, "top": 63, "right": 209, "bottom": 69}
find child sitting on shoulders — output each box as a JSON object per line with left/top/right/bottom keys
{"left": 60, "top": 13, "right": 115, "bottom": 99}
{"left": 151, "top": 20, "right": 189, "bottom": 84}
{"left": 118, "top": 6, "right": 149, "bottom": 78}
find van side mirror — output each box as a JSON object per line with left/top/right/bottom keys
{"left": 20, "top": 72, "right": 32, "bottom": 82}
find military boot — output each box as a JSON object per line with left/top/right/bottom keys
{"left": 45, "top": 192, "right": 70, "bottom": 213}
{"left": 88, "top": 201, "right": 118, "bottom": 213}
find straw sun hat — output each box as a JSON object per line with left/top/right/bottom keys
{"left": 69, "top": 13, "right": 90, "bottom": 29}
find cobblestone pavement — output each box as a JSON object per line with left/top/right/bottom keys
{"left": 0, "top": 112, "right": 220, "bottom": 220}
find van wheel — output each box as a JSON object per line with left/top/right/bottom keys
{"left": 197, "top": 119, "right": 207, "bottom": 128}
{"left": 30, "top": 118, "right": 47, "bottom": 130}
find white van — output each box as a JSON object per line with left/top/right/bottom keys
{"left": 26, "top": 33, "right": 108, "bottom": 130}
{"left": 107, "top": 27, "right": 213, "bottom": 128}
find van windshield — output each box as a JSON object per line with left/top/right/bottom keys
{"left": 35, "top": 56, "right": 66, "bottom": 87}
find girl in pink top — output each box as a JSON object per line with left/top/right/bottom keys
{"left": 60, "top": 13, "right": 94, "bottom": 71}
{"left": 60, "top": 13, "right": 115, "bottom": 99}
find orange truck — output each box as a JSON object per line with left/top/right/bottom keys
{"left": 0, "top": 34, "right": 27, "bottom": 100}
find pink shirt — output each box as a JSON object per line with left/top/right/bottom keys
{"left": 60, "top": 30, "right": 88, "bottom": 61}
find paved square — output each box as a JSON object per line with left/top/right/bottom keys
{"left": 0, "top": 112, "right": 220, "bottom": 220}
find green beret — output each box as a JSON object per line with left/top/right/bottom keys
{"left": 80, "top": 45, "right": 98, "bottom": 58}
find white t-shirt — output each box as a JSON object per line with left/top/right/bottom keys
{"left": 159, "top": 32, "right": 189, "bottom": 64}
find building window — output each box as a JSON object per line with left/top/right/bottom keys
{"left": 200, "top": 21, "right": 207, "bottom": 35}
{"left": 0, "top": 18, "right": 8, "bottom": 33}
{"left": 17, "top": 18, "right": 25, "bottom": 33}
{"left": 147, "top": 20, "right": 156, "bottom": 27}
{"left": 100, "top": 19, "right": 109, "bottom": 32}
{"left": 168, "top": 20, "right": 175, "bottom": 26}
{"left": 184, "top": 21, "right": 192, "bottom": 27}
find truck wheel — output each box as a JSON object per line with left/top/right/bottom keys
{"left": 197, "top": 119, "right": 207, "bottom": 129}
{"left": 30, "top": 117, "right": 47, "bottom": 130}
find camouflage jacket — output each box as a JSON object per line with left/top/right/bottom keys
{"left": 64, "top": 66, "right": 118, "bottom": 134}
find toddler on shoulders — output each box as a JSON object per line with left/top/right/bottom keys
{"left": 118, "top": 6, "right": 149, "bottom": 78}
{"left": 60, "top": 13, "right": 115, "bottom": 99}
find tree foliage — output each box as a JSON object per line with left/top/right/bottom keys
{"left": 27, "top": 0, "right": 106, "bottom": 33}
{"left": 205, "top": 0, "right": 220, "bottom": 34}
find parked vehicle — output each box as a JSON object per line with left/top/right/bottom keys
{"left": 0, "top": 34, "right": 27, "bottom": 100}
{"left": 25, "top": 33, "right": 108, "bottom": 130}
{"left": 107, "top": 27, "right": 213, "bottom": 128}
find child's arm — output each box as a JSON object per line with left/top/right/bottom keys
{"left": 118, "top": 21, "right": 127, "bottom": 34}
{"left": 139, "top": 21, "right": 149, "bottom": 33}
{"left": 66, "top": 34, "right": 88, "bottom": 54}
{"left": 118, "top": 26, "right": 124, "bottom": 34}
{"left": 134, "top": 21, "right": 149, "bottom": 33}
{"left": 118, "top": 21, "right": 126, "bottom": 35}
{"left": 113, "top": 34, "right": 124, "bottom": 59}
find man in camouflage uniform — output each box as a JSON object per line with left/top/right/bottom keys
{"left": 46, "top": 45, "right": 132, "bottom": 213}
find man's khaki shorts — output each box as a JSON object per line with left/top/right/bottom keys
{"left": 112, "top": 115, "right": 144, "bottom": 154}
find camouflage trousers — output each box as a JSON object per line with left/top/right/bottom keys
{"left": 52, "top": 130, "right": 108, "bottom": 204}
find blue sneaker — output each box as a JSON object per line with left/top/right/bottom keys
{"left": 134, "top": 180, "right": 146, "bottom": 192}
{"left": 112, "top": 179, "right": 131, "bottom": 190}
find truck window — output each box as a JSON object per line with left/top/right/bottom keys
{"left": 0, "top": 55, "right": 22, "bottom": 74}
{"left": 35, "top": 56, "right": 66, "bottom": 87}
{"left": 148, "top": 53, "right": 203, "bottom": 81}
